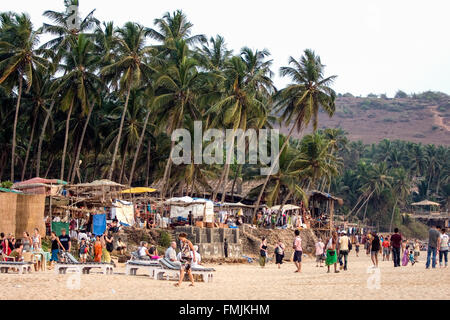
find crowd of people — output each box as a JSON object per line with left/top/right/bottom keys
{"left": 255, "top": 225, "right": 449, "bottom": 273}
{"left": 0, "top": 220, "right": 127, "bottom": 269}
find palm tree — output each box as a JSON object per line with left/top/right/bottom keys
{"left": 101, "top": 22, "right": 154, "bottom": 181}
{"left": 148, "top": 10, "right": 206, "bottom": 51}
{"left": 153, "top": 40, "right": 203, "bottom": 198}
{"left": 389, "top": 167, "right": 411, "bottom": 232}
{"left": 65, "top": 35, "right": 103, "bottom": 183}
{"left": 129, "top": 85, "right": 156, "bottom": 186}
{"left": 195, "top": 35, "right": 232, "bottom": 72}
{"left": 51, "top": 34, "right": 101, "bottom": 181}
{"left": 208, "top": 48, "right": 274, "bottom": 203}
{"left": 0, "top": 12, "right": 49, "bottom": 181}
{"left": 353, "top": 162, "right": 393, "bottom": 221}
{"left": 291, "top": 133, "right": 341, "bottom": 190}
{"left": 23, "top": 68, "right": 55, "bottom": 179}
{"left": 254, "top": 49, "right": 337, "bottom": 216}
{"left": 41, "top": 0, "right": 99, "bottom": 61}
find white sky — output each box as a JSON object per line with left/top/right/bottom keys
{"left": 3, "top": 0, "right": 450, "bottom": 97}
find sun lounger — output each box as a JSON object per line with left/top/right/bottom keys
{"left": 125, "top": 260, "right": 162, "bottom": 279}
{"left": 55, "top": 252, "right": 114, "bottom": 275}
{"left": 159, "top": 258, "right": 215, "bottom": 283}
{"left": 0, "top": 261, "right": 33, "bottom": 274}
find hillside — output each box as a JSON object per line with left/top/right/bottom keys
{"left": 279, "top": 91, "right": 450, "bottom": 145}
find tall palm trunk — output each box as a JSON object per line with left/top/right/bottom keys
{"left": 160, "top": 140, "right": 175, "bottom": 199}
{"left": 11, "top": 76, "right": 23, "bottom": 182}
{"left": 230, "top": 164, "right": 243, "bottom": 202}
{"left": 129, "top": 107, "right": 152, "bottom": 186}
{"left": 70, "top": 101, "right": 95, "bottom": 184}
{"left": 253, "top": 123, "right": 296, "bottom": 218}
{"left": 21, "top": 107, "right": 38, "bottom": 180}
{"left": 145, "top": 139, "right": 151, "bottom": 187}
{"left": 357, "top": 190, "right": 376, "bottom": 219}
{"left": 212, "top": 166, "right": 227, "bottom": 202}
{"left": 60, "top": 97, "right": 75, "bottom": 181}
{"left": 389, "top": 198, "right": 398, "bottom": 233}
{"left": 221, "top": 128, "right": 247, "bottom": 204}
{"left": 36, "top": 101, "right": 55, "bottom": 177}
{"left": 160, "top": 109, "right": 184, "bottom": 199}
{"left": 119, "top": 139, "right": 129, "bottom": 184}
{"left": 108, "top": 85, "right": 132, "bottom": 181}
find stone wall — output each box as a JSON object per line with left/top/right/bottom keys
{"left": 174, "top": 226, "right": 242, "bottom": 258}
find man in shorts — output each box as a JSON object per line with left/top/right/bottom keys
{"left": 293, "top": 229, "right": 303, "bottom": 273}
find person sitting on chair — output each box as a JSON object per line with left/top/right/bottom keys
{"left": 9, "top": 240, "right": 24, "bottom": 261}
{"left": 138, "top": 242, "right": 156, "bottom": 260}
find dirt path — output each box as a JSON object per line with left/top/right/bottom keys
{"left": 430, "top": 106, "right": 450, "bottom": 131}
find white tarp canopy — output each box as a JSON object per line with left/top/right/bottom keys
{"left": 166, "top": 197, "right": 215, "bottom": 223}
{"left": 270, "top": 204, "right": 301, "bottom": 211}
{"left": 111, "top": 199, "right": 135, "bottom": 227}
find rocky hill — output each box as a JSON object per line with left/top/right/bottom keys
{"left": 279, "top": 91, "right": 450, "bottom": 145}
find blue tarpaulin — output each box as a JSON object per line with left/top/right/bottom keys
{"left": 93, "top": 214, "right": 106, "bottom": 236}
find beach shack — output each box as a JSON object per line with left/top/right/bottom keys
{"left": 410, "top": 200, "right": 448, "bottom": 228}
{"left": 165, "top": 196, "right": 215, "bottom": 227}
{"left": 307, "top": 190, "right": 343, "bottom": 233}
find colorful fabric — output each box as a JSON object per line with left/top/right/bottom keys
{"left": 93, "top": 214, "right": 107, "bottom": 236}
{"left": 326, "top": 249, "right": 337, "bottom": 266}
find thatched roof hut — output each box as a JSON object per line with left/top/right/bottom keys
{"left": 66, "top": 180, "right": 127, "bottom": 206}
{"left": 13, "top": 177, "right": 66, "bottom": 196}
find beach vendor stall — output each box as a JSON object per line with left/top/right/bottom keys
{"left": 165, "top": 197, "right": 215, "bottom": 227}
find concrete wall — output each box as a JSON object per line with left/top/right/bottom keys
{"left": 174, "top": 226, "right": 242, "bottom": 258}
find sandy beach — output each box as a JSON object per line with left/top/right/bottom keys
{"left": 1, "top": 251, "right": 448, "bottom": 300}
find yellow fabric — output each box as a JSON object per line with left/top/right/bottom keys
{"left": 120, "top": 187, "right": 157, "bottom": 194}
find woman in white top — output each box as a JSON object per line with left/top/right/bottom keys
{"left": 32, "top": 228, "right": 41, "bottom": 250}
{"left": 138, "top": 242, "right": 151, "bottom": 260}
{"left": 191, "top": 245, "right": 202, "bottom": 268}
{"left": 439, "top": 228, "right": 449, "bottom": 268}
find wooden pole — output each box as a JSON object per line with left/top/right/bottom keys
{"left": 330, "top": 199, "right": 335, "bottom": 235}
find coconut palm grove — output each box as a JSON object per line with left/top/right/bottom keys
{"left": 1, "top": 0, "right": 449, "bottom": 237}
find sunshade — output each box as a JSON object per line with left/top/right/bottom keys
{"left": 411, "top": 200, "right": 440, "bottom": 206}
{"left": 270, "top": 204, "right": 301, "bottom": 211}
{"left": 120, "top": 187, "right": 157, "bottom": 194}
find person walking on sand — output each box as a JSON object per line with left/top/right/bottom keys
{"left": 49, "top": 232, "right": 64, "bottom": 269}
{"left": 390, "top": 228, "right": 402, "bottom": 267}
{"left": 315, "top": 238, "right": 325, "bottom": 267}
{"left": 355, "top": 235, "right": 360, "bottom": 257}
{"left": 382, "top": 236, "right": 390, "bottom": 261}
{"left": 259, "top": 237, "right": 268, "bottom": 268}
{"left": 339, "top": 231, "right": 350, "bottom": 271}
{"left": 371, "top": 232, "right": 381, "bottom": 268}
{"left": 175, "top": 233, "right": 196, "bottom": 287}
{"left": 426, "top": 225, "right": 441, "bottom": 269}
{"left": 326, "top": 231, "right": 339, "bottom": 273}
{"left": 293, "top": 230, "right": 303, "bottom": 273}
{"left": 439, "top": 228, "right": 448, "bottom": 268}
{"left": 275, "top": 239, "right": 285, "bottom": 269}
{"left": 413, "top": 239, "right": 421, "bottom": 263}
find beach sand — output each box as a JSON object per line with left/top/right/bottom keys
{"left": 0, "top": 251, "right": 448, "bottom": 300}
